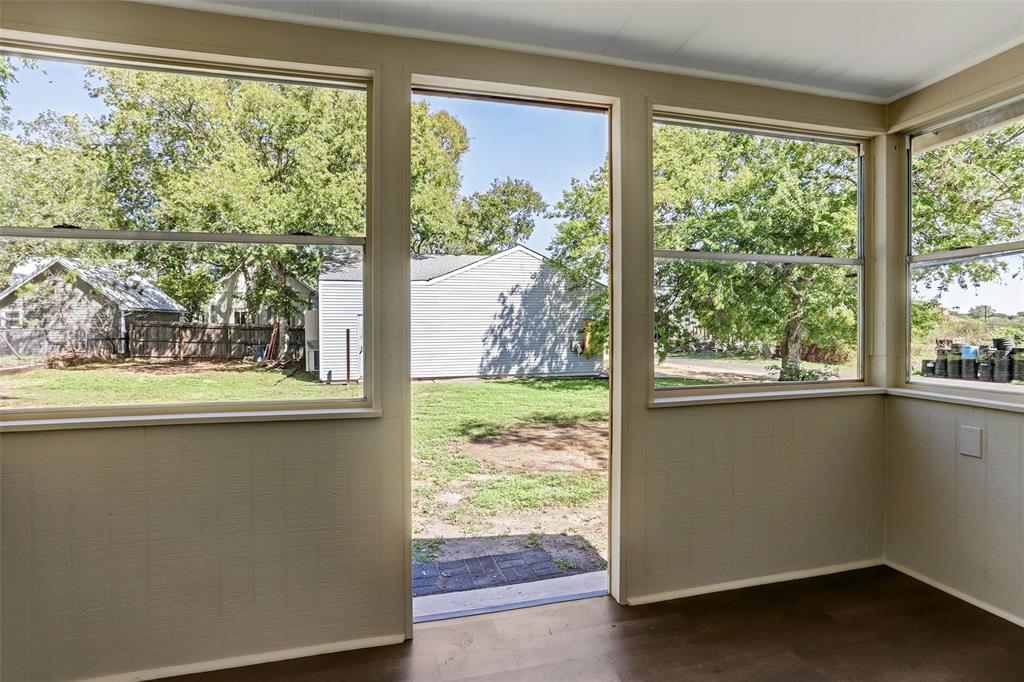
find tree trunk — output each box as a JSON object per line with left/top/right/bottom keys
{"left": 779, "top": 317, "right": 803, "bottom": 381}
{"left": 269, "top": 258, "right": 290, "bottom": 360}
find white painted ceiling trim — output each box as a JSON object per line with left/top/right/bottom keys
{"left": 132, "top": 1, "right": 1024, "bottom": 104}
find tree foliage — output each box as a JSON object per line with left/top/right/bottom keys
{"left": 908, "top": 121, "right": 1024, "bottom": 341}
{"left": 547, "top": 164, "right": 610, "bottom": 353}
{"left": 455, "top": 177, "right": 546, "bottom": 254}
{"left": 550, "top": 126, "right": 860, "bottom": 380}
{"left": 0, "top": 62, "right": 543, "bottom": 332}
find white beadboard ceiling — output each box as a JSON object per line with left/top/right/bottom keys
{"left": 135, "top": 1, "right": 1024, "bottom": 103}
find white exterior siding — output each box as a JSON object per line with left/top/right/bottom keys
{"left": 318, "top": 247, "right": 602, "bottom": 381}
{"left": 318, "top": 280, "right": 363, "bottom": 382}
{"left": 209, "top": 271, "right": 313, "bottom": 327}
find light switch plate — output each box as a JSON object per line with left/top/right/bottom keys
{"left": 958, "top": 425, "right": 983, "bottom": 458}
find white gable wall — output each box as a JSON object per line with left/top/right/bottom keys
{"left": 319, "top": 248, "right": 602, "bottom": 381}
{"left": 318, "top": 280, "right": 364, "bottom": 382}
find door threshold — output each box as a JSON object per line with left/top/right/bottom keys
{"left": 413, "top": 570, "right": 608, "bottom": 623}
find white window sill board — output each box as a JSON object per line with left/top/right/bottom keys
{"left": 650, "top": 386, "right": 886, "bottom": 408}
{"left": 0, "top": 407, "right": 382, "bottom": 432}
{"left": 886, "top": 388, "right": 1023, "bottom": 414}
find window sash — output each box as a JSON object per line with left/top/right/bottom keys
{"left": 0, "top": 226, "right": 370, "bottom": 410}
{"left": 907, "top": 241, "right": 1024, "bottom": 267}
{"left": 650, "top": 117, "right": 866, "bottom": 392}
{"left": 0, "top": 49, "right": 375, "bottom": 423}
{"left": 654, "top": 250, "right": 862, "bottom": 266}
{"left": 651, "top": 256, "right": 865, "bottom": 390}
{"left": 0, "top": 227, "right": 365, "bottom": 248}
{"left": 651, "top": 117, "right": 864, "bottom": 262}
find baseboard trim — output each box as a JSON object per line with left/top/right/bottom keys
{"left": 625, "top": 558, "right": 884, "bottom": 606}
{"left": 885, "top": 560, "right": 1024, "bottom": 629}
{"left": 76, "top": 633, "right": 407, "bottom": 682}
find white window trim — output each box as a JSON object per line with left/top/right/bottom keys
{"left": 650, "top": 115, "right": 869, "bottom": 400}
{"left": 0, "top": 46, "right": 378, "bottom": 426}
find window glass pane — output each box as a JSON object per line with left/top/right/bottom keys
{"left": 910, "top": 99, "right": 1024, "bottom": 254}
{"left": 910, "top": 252, "right": 1024, "bottom": 386}
{"left": 0, "top": 55, "right": 366, "bottom": 237}
{"left": 654, "top": 258, "right": 860, "bottom": 387}
{"left": 653, "top": 122, "right": 859, "bottom": 257}
{"left": 0, "top": 236, "right": 364, "bottom": 408}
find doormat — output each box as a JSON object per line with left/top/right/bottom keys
{"left": 413, "top": 549, "right": 569, "bottom": 597}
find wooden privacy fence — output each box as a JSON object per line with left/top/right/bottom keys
{"left": 129, "top": 321, "right": 305, "bottom": 359}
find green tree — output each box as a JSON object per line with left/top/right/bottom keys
{"left": 410, "top": 101, "right": 469, "bottom": 253}
{"left": 653, "top": 125, "right": 859, "bottom": 379}
{"left": 456, "top": 177, "right": 546, "bottom": 254}
{"left": 551, "top": 127, "right": 859, "bottom": 380}
{"left": 0, "top": 56, "right": 15, "bottom": 130}
{"left": 912, "top": 124, "right": 1024, "bottom": 255}
{"left": 548, "top": 163, "right": 610, "bottom": 353}
{"left": 1, "top": 61, "right": 550, "bottom": 361}
{"left": 967, "top": 305, "right": 996, "bottom": 319}
{"left": 911, "top": 121, "right": 1024, "bottom": 297}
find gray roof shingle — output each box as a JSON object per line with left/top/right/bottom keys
{"left": 0, "top": 258, "right": 185, "bottom": 314}
{"left": 320, "top": 253, "right": 489, "bottom": 282}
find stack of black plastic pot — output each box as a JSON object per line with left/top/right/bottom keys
{"left": 930, "top": 338, "right": 1019, "bottom": 384}
{"left": 937, "top": 335, "right": 1019, "bottom": 382}
{"left": 992, "top": 337, "right": 1012, "bottom": 383}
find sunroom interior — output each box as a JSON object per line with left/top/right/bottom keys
{"left": 0, "top": 1, "right": 1022, "bottom": 680}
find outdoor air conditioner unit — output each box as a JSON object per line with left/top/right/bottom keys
{"left": 303, "top": 309, "right": 319, "bottom": 372}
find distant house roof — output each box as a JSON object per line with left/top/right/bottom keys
{"left": 319, "top": 245, "right": 606, "bottom": 288}
{"left": 0, "top": 258, "right": 185, "bottom": 314}
{"left": 320, "top": 252, "right": 489, "bottom": 282}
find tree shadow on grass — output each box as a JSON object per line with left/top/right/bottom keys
{"left": 455, "top": 409, "right": 607, "bottom": 441}
{"left": 507, "top": 377, "right": 609, "bottom": 392}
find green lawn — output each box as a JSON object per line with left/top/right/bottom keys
{"left": 412, "top": 378, "right": 609, "bottom": 483}
{"left": 0, "top": 360, "right": 360, "bottom": 408}
{"left": 653, "top": 377, "right": 716, "bottom": 388}
{"left": 0, "top": 355, "right": 44, "bottom": 368}
{"left": 468, "top": 472, "right": 606, "bottom": 511}
{"left": 410, "top": 377, "right": 611, "bottom": 556}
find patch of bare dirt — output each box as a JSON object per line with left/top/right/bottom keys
{"left": 457, "top": 422, "right": 608, "bottom": 473}
{"left": 657, "top": 363, "right": 765, "bottom": 383}
{"left": 68, "top": 359, "right": 274, "bottom": 375}
{"left": 414, "top": 420, "right": 610, "bottom": 564}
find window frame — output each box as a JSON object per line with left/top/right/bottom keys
{"left": 650, "top": 114, "right": 869, "bottom": 400}
{"left": 0, "top": 48, "right": 379, "bottom": 427}
{"left": 903, "top": 96, "right": 1024, "bottom": 401}
{"left": 1, "top": 308, "right": 23, "bottom": 328}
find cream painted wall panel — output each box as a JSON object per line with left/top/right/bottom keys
{"left": 885, "top": 397, "right": 1024, "bottom": 621}
{"left": 629, "top": 395, "right": 885, "bottom": 600}
{"left": 0, "top": 418, "right": 406, "bottom": 681}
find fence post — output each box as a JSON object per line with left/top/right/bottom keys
{"left": 346, "top": 327, "right": 351, "bottom": 385}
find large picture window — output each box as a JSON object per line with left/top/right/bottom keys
{"left": 0, "top": 54, "right": 369, "bottom": 413}
{"left": 652, "top": 119, "right": 863, "bottom": 390}
{"left": 909, "top": 97, "right": 1024, "bottom": 391}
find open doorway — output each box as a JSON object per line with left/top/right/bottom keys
{"left": 406, "top": 89, "right": 611, "bottom": 621}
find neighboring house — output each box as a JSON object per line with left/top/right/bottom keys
{"left": 0, "top": 258, "right": 184, "bottom": 354}
{"left": 207, "top": 269, "right": 316, "bottom": 328}
{"left": 317, "top": 245, "right": 603, "bottom": 381}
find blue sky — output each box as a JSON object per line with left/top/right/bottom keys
{"left": 6, "top": 59, "right": 608, "bottom": 256}
{"left": 413, "top": 93, "right": 607, "bottom": 254}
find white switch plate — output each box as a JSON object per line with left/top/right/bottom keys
{"left": 958, "top": 425, "right": 983, "bottom": 458}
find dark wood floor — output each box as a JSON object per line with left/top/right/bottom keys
{"left": 175, "top": 567, "right": 1024, "bottom": 681}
